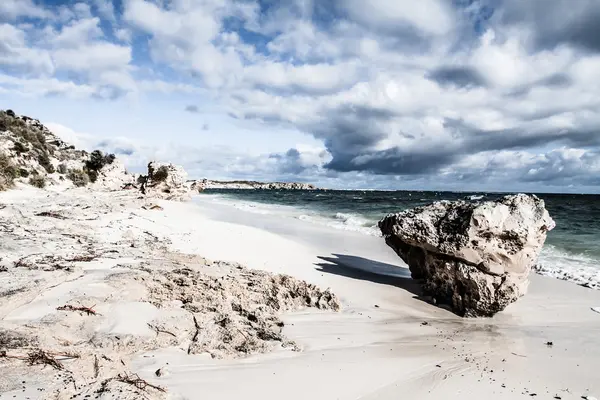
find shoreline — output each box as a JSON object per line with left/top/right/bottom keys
{"left": 1, "top": 187, "right": 599, "bottom": 399}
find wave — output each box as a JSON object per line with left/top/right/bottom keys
{"left": 468, "top": 195, "right": 485, "bottom": 200}
{"left": 534, "top": 245, "right": 600, "bottom": 289}
{"left": 298, "top": 213, "right": 381, "bottom": 236}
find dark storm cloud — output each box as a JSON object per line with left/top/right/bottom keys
{"left": 540, "top": 73, "right": 572, "bottom": 88}
{"left": 311, "top": 106, "right": 600, "bottom": 177}
{"left": 493, "top": 0, "right": 600, "bottom": 52}
{"left": 505, "top": 73, "right": 572, "bottom": 99}
{"left": 325, "top": 147, "right": 458, "bottom": 175}
{"left": 427, "top": 66, "right": 487, "bottom": 88}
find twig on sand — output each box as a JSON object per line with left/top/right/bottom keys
{"left": 115, "top": 373, "right": 166, "bottom": 393}
{"left": 511, "top": 352, "right": 527, "bottom": 358}
{"left": 35, "top": 211, "right": 67, "bottom": 219}
{"left": 94, "top": 355, "right": 100, "bottom": 378}
{"left": 64, "top": 255, "right": 97, "bottom": 262}
{"left": 57, "top": 304, "right": 98, "bottom": 316}
{"left": 188, "top": 315, "right": 201, "bottom": 354}
{"left": 147, "top": 323, "right": 176, "bottom": 338}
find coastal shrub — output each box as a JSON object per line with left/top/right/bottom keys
{"left": 152, "top": 166, "right": 169, "bottom": 182}
{"left": 57, "top": 163, "right": 68, "bottom": 174}
{"left": 28, "top": 175, "right": 46, "bottom": 189}
{"left": 0, "top": 153, "right": 17, "bottom": 190}
{"left": 83, "top": 150, "right": 115, "bottom": 182}
{"left": 11, "top": 141, "right": 28, "bottom": 154}
{"left": 87, "top": 169, "right": 98, "bottom": 183}
{"left": 85, "top": 150, "right": 115, "bottom": 172}
{"left": 18, "top": 168, "right": 29, "bottom": 178}
{"left": 67, "top": 169, "right": 89, "bottom": 187}
{"left": 37, "top": 152, "right": 55, "bottom": 173}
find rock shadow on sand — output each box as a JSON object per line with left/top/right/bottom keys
{"left": 315, "top": 254, "right": 423, "bottom": 298}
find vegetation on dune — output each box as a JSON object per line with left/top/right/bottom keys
{"left": 1, "top": 110, "right": 117, "bottom": 189}
{"left": 84, "top": 150, "right": 115, "bottom": 183}
{"left": 0, "top": 153, "right": 18, "bottom": 191}
{"left": 151, "top": 166, "right": 169, "bottom": 182}
{"left": 28, "top": 175, "right": 46, "bottom": 189}
{"left": 67, "top": 169, "right": 90, "bottom": 187}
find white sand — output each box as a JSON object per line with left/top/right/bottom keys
{"left": 1, "top": 188, "right": 599, "bottom": 399}
{"left": 132, "top": 196, "right": 600, "bottom": 400}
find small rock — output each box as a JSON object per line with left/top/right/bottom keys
{"left": 155, "top": 367, "right": 169, "bottom": 377}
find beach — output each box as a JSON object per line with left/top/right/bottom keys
{"left": 1, "top": 186, "right": 599, "bottom": 399}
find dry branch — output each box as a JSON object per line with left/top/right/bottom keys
{"left": 35, "top": 211, "right": 66, "bottom": 219}
{"left": 57, "top": 304, "right": 97, "bottom": 316}
{"left": 115, "top": 373, "right": 166, "bottom": 393}
{"left": 1, "top": 349, "right": 79, "bottom": 370}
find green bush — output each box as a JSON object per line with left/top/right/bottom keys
{"left": 87, "top": 169, "right": 98, "bottom": 183}
{"left": 0, "top": 153, "right": 17, "bottom": 190}
{"left": 67, "top": 169, "right": 90, "bottom": 187}
{"left": 29, "top": 175, "right": 46, "bottom": 189}
{"left": 152, "top": 166, "right": 169, "bottom": 182}
{"left": 57, "top": 163, "right": 68, "bottom": 174}
{"left": 18, "top": 168, "right": 29, "bottom": 178}
{"left": 85, "top": 150, "right": 115, "bottom": 172}
{"left": 12, "top": 141, "right": 28, "bottom": 154}
{"left": 37, "top": 152, "right": 55, "bottom": 173}
{"left": 83, "top": 150, "right": 115, "bottom": 182}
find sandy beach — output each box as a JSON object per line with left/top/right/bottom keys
{"left": 1, "top": 186, "right": 598, "bottom": 400}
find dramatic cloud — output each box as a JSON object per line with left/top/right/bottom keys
{"left": 2, "top": 0, "right": 600, "bottom": 191}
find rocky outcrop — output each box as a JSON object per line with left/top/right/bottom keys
{"left": 91, "top": 159, "right": 135, "bottom": 191}
{"left": 0, "top": 109, "right": 128, "bottom": 191}
{"left": 379, "top": 194, "right": 555, "bottom": 317}
{"left": 141, "top": 161, "right": 190, "bottom": 201}
{"left": 190, "top": 178, "right": 317, "bottom": 191}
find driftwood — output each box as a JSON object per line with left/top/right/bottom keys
{"left": 98, "top": 373, "right": 166, "bottom": 394}
{"left": 35, "top": 211, "right": 66, "bottom": 219}
{"left": 0, "top": 349, "right": 80, "bottom": 370}
{"left": 57, "top": 304, "right": 97, "bottom": 316}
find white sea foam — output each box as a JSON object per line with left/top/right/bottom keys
{"left": 468, "top": 195, "right": 485, "bottom": 200}
{"left": 298, "top": 213, "right": 381, "bottom": 236}
{"left": 534, "top": 245, "right": 600, "bottom": 289}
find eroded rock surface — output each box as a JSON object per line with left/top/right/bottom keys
{"left": 142, "top": 161, "right": 190, "bottom": 201}
{"left": 379, "top": 194, "right": 555, "bottom": 317}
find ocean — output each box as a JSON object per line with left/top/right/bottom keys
{"left": 197, "top": 189, "right": 600, "bottom": 290}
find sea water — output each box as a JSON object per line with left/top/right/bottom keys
{"left": 197, "top": 189, "right": 600, "bottom": 289}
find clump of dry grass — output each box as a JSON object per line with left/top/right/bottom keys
{"left": 0, "top": 153, "right": 18, "bottom": 191}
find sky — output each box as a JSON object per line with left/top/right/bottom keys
{"left": 1, "top": 0, "right": 600, "bottom": 192}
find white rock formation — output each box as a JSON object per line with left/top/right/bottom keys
{"left": 190, "top": 178, "right": 317, "bottom": 191}
{"left": 91, "top": 159, "right": 135, "bottom": 191}
{"left": 142, "top": 161, "right": 190, "bottom": 201}
{"left": 379, "top": 194, "right": 555, "bottom": 317}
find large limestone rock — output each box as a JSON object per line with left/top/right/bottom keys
{"left": 141, "top": 161, "right": 190, "bottom": 201}
{"left": 379, "top": 194, "right": 555, "bottom": 317}
{"left": 91, "top": 159, "right": 134, "bottom": 191}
